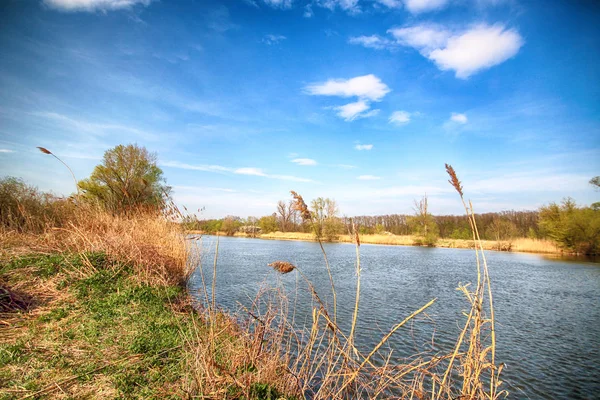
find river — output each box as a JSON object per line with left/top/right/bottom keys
{"left": 187, "top": 235, "right": 600, "bottom": 399}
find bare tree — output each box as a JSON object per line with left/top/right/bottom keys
{"left": 276, "top": 200, "right": 294, "bottom": 232}
{"left": 413, "top": 194, "right": 430, "bottom": 235}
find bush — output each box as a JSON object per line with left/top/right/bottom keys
{"left": 539, "top": 198, "right": 600, "bottom": 255}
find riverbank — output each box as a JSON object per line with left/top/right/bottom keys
{"left": 0, "top": 250, "right": 294, "bottom": 399}
{"left": 187, "top": 231, "right": 561, "bottom": 255}
{"left": 0, "top": 205, "right": 296, "bottom": 399}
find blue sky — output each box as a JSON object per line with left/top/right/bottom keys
{"left": 0, "top": 0, "right": 599, "bottom": 218}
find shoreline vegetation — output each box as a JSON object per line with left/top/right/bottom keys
{"left": 188, "top": 230, "right": 562, "bottom": 255}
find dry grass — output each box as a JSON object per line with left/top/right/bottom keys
{"left": 1, "top": 204, "right": 188, "bottom": 286}
{"left": 233, "top": 230, "right": 562, "bottom": 255}
{"left": 510, "top": 238, "right": 559, "bottom": 254}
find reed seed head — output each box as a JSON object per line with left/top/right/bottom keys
{"left": 290, "top": 191, "right": 312, "bottom": 221}
{"left": 268, "top": 261, "right": 296, "bottom": 274}
{"left": 37, "top": 146, "right": 52, "bottom": 155}
{"left": 445, "top": 163, "right": 464, "bottom": 197}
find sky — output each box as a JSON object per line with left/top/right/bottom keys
{"left": 0, "top": 0, "right": 599, "bottom": 219}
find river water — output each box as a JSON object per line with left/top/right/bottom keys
{"left": 187, "top": 236, "right": 600, "bottom": 399}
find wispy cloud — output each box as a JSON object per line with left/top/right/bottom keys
{"left": 389, "top": 110, "right": 411, "bottom": 125}
{"left": 357, "top": 175, "right": 381, "bottom": 180}
{"left": 162, "top": 161, "right": 315, "bottom": 182}
{"left": 161, "top": 161, "right": 232, "bottom": 173}
{"left": 318, "top": 0, "right": 360, "bottom": 14}
{"left": 303, "top": 4, "right": 313, "bottom": 17}
{"left": 32, "top": 112, "right": 159, "bottom": 141}
{"left": 291, "top": 158, "right": 317, "bottom": 166}
{"left": 262, "top": 34, "right": 287, "bottom": 45}
{"left": 173, "top": 185, "right": 237, "bottom": 193}
{"left": 306, "top": 74, "right": 390, "bottom": 121}
{"left": 43, "top": 0, "right": 152, "bottom": 12}
{"left": 0, "top": 149, "right": 15, "bottom": 153}
{"left": 450, "top": 112, "right": 468, "bottom": 124}
{"left": 235, "top": 167, "right": 267, "bottom": 176}
{"left": 336, "top": 164, "right": 357, "bottom": 169}
{"left": 334, "top": 100, "right": 373, "bottom": 121}
{"left": 261, "top": 0, "right": 292, "bottom": 9}
{"left": 468, "top": 172, "right": 591, "bottom": 194}
{"left": 348, "top": 35, "right": 395, "bottom": 50}
{"left": 403, "top": 0, "right": 449, "bottom": 14}
{"left": 354, "top": 144, "right": 373, "bottom": 150}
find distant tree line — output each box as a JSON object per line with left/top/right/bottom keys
{"left": 185, "top": 179, "right": 599, "bottom": 255}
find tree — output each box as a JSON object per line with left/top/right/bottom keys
{"left": 539, "top": 198, "right": 600, "bottom": 255}
{"left": 590, "top": 176, "right": 600, "bottom": 190}
{"left": 221, "top": 216, "right": 241, "bottom": 236}
{"left": 485, "top": 218, "right": 518, "bottom": 241}
{"left": 259, "top": 214, "right": 278, "bottom": 233}
{"left": 408, "top": 194, "right": 439, "bottom": 246}
{"left": 78, "top": 144, "right": 170, "bottom": 212}
{"left": 310, "top": 197, "right": 343, "bottom": 241}
{"left": 276, "top": 200, "right": 296, "bottom": 232}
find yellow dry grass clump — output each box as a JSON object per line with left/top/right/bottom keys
{"left": 1, "top": 203, "right": 187, "bottom": 285}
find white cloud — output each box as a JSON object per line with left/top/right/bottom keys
{"left": 0, "top": 149, "right": 15, "bottom": 153}
{"left": 336, "top": 164, "right": 357, "bottom": 169}
{"left": 334, "top": 101, "right": 380, "bottom": 121}
{"left": 354, "top": 144, "right": 373, "bottom": 150}
{"left": 305, "top": 74, "right": 391, "bottom": 102}
{"left": 403, "top": 0, "right": 449, "bottom": 14}
{"left": 450, "top": 112, "right": 468, "bottom": 124}
{"left": 429, "top": 24, "right": 523, "bottom": 78}
{"left": 43, "top": 0, "right": 151, "bottom": 12}
{"left": 262, "top": 34, "right": 287, "bottom": 45}
{"left": 234, "top": 167, "right": 267, "bottom": 176}
{"left": 261, "top": 0, "right": 292, "bottom": 9}
{"left": 389, "top": 110, "right": 411, "bottom": 124}
{"left": 388, "top": 24, "right": 451, "bottom": 53}
{"left": 348, "top": 35, "right": 395, "bottom": 50}
{"left": 357, "top": 175, "right": 382, "bottom": 180}
{"left": 336, "top": 101, "right": 369, "bottom": 120}
{"left": 386, "top": 23, "right": 524, "bottom": 78}
{"left": 306, "top": 74, "right": 390, "bottom": 121}
{"left": 292, "top": 158, "right": 318, "bottom": 166}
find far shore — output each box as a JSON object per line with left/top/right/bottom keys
{"left": 186, "top": 230, "right": 562, "bottom": 255}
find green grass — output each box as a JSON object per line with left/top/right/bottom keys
{"left": 0, "top": 252, "right": 292, "bottom": 399}
{"left": 0, "top": 252, "right": 192, "bottom": 399}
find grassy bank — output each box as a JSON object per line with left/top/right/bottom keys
{"left": 226, "top": 231, "right": 561, "bottom": 254}
{"left": 0, "top": 251, "right": 294, "bottom": 399}
{"left": 0, "top": 200, "right": 297, "bottom": 399}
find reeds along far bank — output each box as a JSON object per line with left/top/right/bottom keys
{"left": 230, "top": 229, "right": 561, "bottom": 254}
